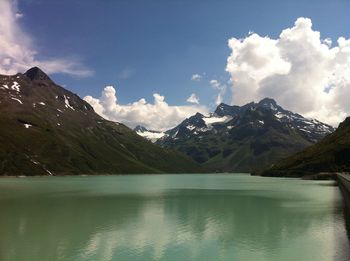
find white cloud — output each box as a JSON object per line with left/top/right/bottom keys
{"left": 15, "top": 12, "right": 23, "bottom": 19}
{"left": 118, "top": 68, "right": 134, "bottom": 79}
{"left": 84, "top": 86, "right": 208, "bottom": 131}
{"left": 209, "top": 79, "right": 220, "bottom": 88}
{"left": 323, "top": 38, "right": 332, "bottom": 47}
{"left": 226, "top": 17, "right": 350, "bottom": 126}
{"left": 0, "top": 0, "right": 93, "bottom": 77}
{"left": 210, "top": 79, "right": 227, "bottom": 105}
{"left": 186, "top": 93, "right": 199, "bottom": 104}
{"left": 191, "top": 74, "right": 202, "bottom": 81}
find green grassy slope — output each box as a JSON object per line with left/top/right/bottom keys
{"left": 256, "top": 117, "right": 350, "bottom": 177}
{"left": 0, "top": 68, "right": 206, "bottom": 176}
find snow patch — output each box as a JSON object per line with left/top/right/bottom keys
{"left": 172, "top": 130, "right": 179, "bottom": 138}
{"left": 11, "top": 81, "right": 20, "bottom": 92}
{"left": 44, "top": 168, "right": 53, "bottom": 176}
{"left": 11, "top": 97, "right": 22, "bottom": 104}
{"left": 197, "top": 127, "right": 211, "bottom": 132}
{"left": 203, "top": 115, "right": 232, "bottom": 126}
{"left": 186, "top": 125, "right": 196, "bottom": 131}
{"left": 270, "top": 104, "right": 277, "bottom": 111}
{"left": 30, "top": 159, "right": 39, "bottom": 165}
{"left": 275, "top": 112, "right": 286, "bottom": 119}
{"left": 64, "top": 95, "right": 75, "bottom": 110}
{"left": 136, "top": 130, "right": 165, "bottom": 142}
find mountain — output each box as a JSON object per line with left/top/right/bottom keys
{"left": 157, "top": 98, "right": 335, "bottom": 172}
{"left": 0, "top": 67, "right": 206, "bottom": 176}
{"left": 134, "top": 125, "right": 166, "bottom": 143}
{"left": 256, "top": 117, "right": 350, "bottom": 178}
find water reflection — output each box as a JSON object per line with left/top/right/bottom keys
{"left": 0, "top": 175, "right": 348, "bottom": 261}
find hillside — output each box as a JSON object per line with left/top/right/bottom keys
{"left": 256, "top": 117, "right": 350, "bottom": 178}
{"left": 0, "top": 67, "right": 206, "bottom": 176}
{"left": 157, "top": 99, "right": 334, "bottom": 172}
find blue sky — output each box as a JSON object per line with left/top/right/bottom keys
{"left": 17, "top": 0, "right": 350, "bottom": 107}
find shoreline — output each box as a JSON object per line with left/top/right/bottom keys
{"left": 0, "top": 172, "right": 239, "bottom": 178}
{"left": 0, "top": 172, "right": 345, "bottom": 180}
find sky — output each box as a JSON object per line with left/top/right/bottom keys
{"left": 1, "top": 0, "right": 350, "bottom": 130}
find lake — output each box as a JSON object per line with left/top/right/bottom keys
{"left": 0, "top": 174, "right": 349, "bottom": 261}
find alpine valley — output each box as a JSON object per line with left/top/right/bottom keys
{"left": 0, "top": 67, "right": 342, "bottom": 176}
{"left": 0, "top": 67, "right": 206, "bottom": 176}
{"left": 136, "top": 99, "right": 335, "bottom": 173}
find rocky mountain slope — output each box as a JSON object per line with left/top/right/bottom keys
{"left": 256, "top": 117, "right": 350, "bottom": 178}
{"left": 157, "top": 98, "right": 335, "bottom": 172}
{"left": 0, "top": 67, "right": 205, "bottom": 176}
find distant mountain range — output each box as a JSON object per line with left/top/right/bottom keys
{"left": 257, "top": 116, "right": 350, "bottom": 178}
{"left": 0, "top": 67, "right": 205, "bottom": 176}
{"left": 142, "top": 98, "right": 335, "bottom": 172}
{"left": 1, "top": 67, "right": 342, "bottom": 177}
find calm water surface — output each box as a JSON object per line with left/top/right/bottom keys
{"left": 0, "top": 174, "right": 349, "bottom": 261}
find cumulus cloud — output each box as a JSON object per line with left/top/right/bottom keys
{"left": 191, "top": 74, "right": 202, "bottom": 81}
{"left": 226, "top": 17, "right": 350, "bottom": 126}
{"left": 186, "top": 93, "right": 200, "bottom": 104}
{"left": 0, "top": 0, "right": 93, "bottom": 77}
{"left": 210, "top": 79, "right": 227, "bottom": 105}
{"left": 84, "top": 86, "right": 208, "bottom": 131}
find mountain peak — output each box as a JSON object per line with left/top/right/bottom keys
{"left": 339, "top": 117, "right": 350, "bottom": 129}
{"left": 24, "top": 67, "right": 52, "bottom": 81}
{"left": 214, "top": 103, "right": 240, "bottom": 117}
{"left": 258, "top": 97, "right": 277, "bottom": 105}
{"left": 215, "top": 103, "right": 230, "bottom": 111}
{"left": 257, "top": 97, "right": 278, "bottom": 110}
{"left": 216, "top": 102, "right": 227, "bottom": 108}
{"left": 134, "top": 125, "right": 148, "bottom": 132}
{"left": 194, "top": 112, "right": 204, "bottom": 118}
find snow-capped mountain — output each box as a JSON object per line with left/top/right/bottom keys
{"left": 157, "top": 98, "right": 335, "bottom": 172}
{"left": 162, "top": 98, "right": 334, "bottom": 143}
{"left": 134, "top": 125, "right": 166, "bottom": 142}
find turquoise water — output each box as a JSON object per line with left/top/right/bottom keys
{"left": 0, "top": 174, "right": 349, "bottom": 261}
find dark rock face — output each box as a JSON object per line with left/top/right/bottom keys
{"left": 0, "top": 67, "right": 205, "bottom": 176}
{"left": 339, "top": 117, "right": 350, "bottom": 129}
{"left": 214, "top": 103, "right": 241, "bottom": 117}
{"left": 157, "top": 98, "right": 335, "bottom": 172}
{"left": 134, "top": 125, "right": 148, "bottom": 132}
{"left": 24, "top": 67, "right": 52, "bottom": 81}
